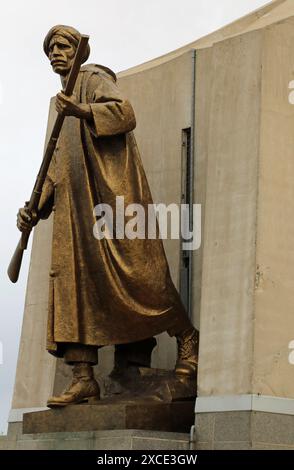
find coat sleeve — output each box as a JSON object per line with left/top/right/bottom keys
{"left": 86, "top": 72, "right": 136, "bottom": 138}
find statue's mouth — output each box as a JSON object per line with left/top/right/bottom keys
{"left": 51, "top": 60, "right": 66, "bottom": 66}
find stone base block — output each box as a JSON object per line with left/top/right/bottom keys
{"left": 195, "top": 411, "right": 294, "bottom": 450}
{"left": 0, "top": 423, "right": 190, "bottom": 450}
{"left": 23, "top": 401, "right": 194, "bottom": 434}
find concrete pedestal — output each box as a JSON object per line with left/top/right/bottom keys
{"left": 195, "top": 410, "right": 294, "bottom": 450}
{"left": 0, "top": 423, "right": 191, "bottom": 450}
{"left": 23, "top": 402, "right": 194, "bottom": 435}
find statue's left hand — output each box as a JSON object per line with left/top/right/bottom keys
{"left": 55, "top": 92, "right": 92, "bottom": 120}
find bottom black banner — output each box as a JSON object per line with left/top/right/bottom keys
{"left": 0, "top": 450, "right": 292, "bottom": 467}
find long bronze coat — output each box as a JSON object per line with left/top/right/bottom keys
{"left": 39, "top": 64, "right": 190, "bottom": 356}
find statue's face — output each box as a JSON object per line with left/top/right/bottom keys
{"left": 48, "top": 35, "right": 76, "bottom": 76}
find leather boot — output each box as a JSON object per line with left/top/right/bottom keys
{"left": 47, "top": 362, "right": 100, "bottom": 408}
{"left": 175, "top": 327, "right": 199, "bottom": 377}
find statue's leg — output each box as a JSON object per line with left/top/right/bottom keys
{"left": 111, "top": 337, "right": 157, "bottom": 377}
{"left": 47, "top": 344, "right": 100, "bottom": 408}
{"left": 64, "top": 344, "right": 98, "bottom": 365}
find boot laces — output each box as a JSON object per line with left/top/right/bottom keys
{"left": 177, "top": 329, "right": 198, "bottom": 361}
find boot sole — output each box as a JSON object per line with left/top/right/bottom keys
{"left": 47, "top": 395, "right": 100, "bottom": 408}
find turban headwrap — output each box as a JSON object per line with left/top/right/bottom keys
{"left": 43, "top": 25, "right": 90, "bottom": 63}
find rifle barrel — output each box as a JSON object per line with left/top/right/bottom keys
{"left": 8, "top": 34, "right": 89, "bottom": 283}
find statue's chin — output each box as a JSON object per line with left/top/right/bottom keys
{"left": 52, "top": 65, "right": 69, "bottom": 77}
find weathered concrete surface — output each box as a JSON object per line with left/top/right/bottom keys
{"left": 195, "top": 411, "right": 294, "bottom": 450}
{"left": 197, "top": 18, "right": 294, "bottom": 400}
{"left": 0, "top": 424, "right": 190, "bottom": 450}
{"left": 253, "top": 19, "right": 294, "bottom": 398}
{"left": 192, "top": 48, "right": 213, "bottom": 332}
{"left": 197, "top": 30, "right": 263, "bottom": 397}
{"left": 194, "top": 16, "right": 294, "bottom": 449}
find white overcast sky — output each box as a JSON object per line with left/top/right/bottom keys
{"left": 0, "top": 0, "right": 268, "bottom": 433}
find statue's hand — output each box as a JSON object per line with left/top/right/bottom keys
{"left": 55, "top": 92, "right": 92, "bottom": 120}
{"left": 17, "top": 205, "right": 38, "bottom": 233}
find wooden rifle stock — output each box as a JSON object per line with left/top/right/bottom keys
{"left": 8, "top": 35, "right": 89, "bottom": 283}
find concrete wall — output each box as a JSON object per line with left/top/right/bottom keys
{"left": 192, "top": 48, "right": 213, "bottom": 331}
{"left": 253, "top": 18, "right": 294, "bottom": 397}
{"left": 194, "top": 19, "right": 294, "bottom": 448}
{"left": 197, "top": 17, "right": 294, "bottom": 401}
{"left": 191, "top": 24, "right": 294, "bottom": 451}
{"left": 197, "top": 30, "right": 263, "bottom": 396}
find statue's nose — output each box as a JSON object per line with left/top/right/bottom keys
{"left": 52, "top": 44, "right": 61, "bottom": 56}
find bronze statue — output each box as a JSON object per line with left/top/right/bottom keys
{"left": 17, "top": 25, "right": 199, "bottom": 407}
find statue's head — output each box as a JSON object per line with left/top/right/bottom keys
{"left": 43, "top": 25, "right": 90, "bottom": 76}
